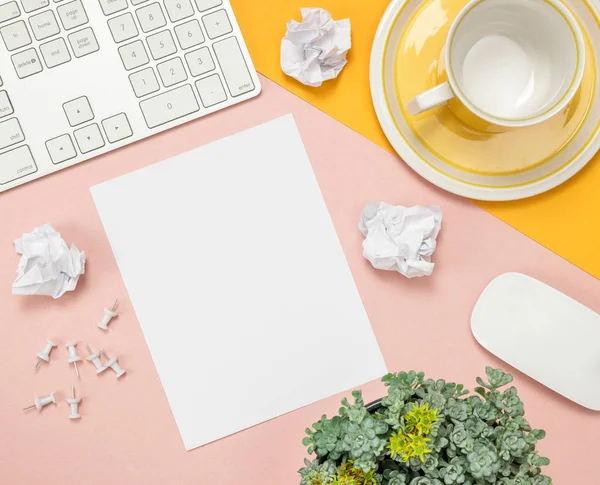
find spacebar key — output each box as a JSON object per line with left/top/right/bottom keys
{"left": 140, "top": 84, "right": 200, "bottom": 129}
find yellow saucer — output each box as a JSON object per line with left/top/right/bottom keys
{"left": 370, "top": 0, "right": 600, "bottom": 200}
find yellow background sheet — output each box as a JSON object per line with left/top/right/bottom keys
{"left": 230, "top": 0, "right": 600, "bottom": 279}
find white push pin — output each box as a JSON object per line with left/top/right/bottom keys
{"left": 67, "top": 385, "right": 81, "bottom": 419}
{"left": 101, "top": 349, "right": 126, "bottom": 378}
{"left": 84, "top": 342, "right": 108, "bottom": 374}
{"left": 98, "top": 299, "right": 118, "bottom": 330}
{"left": 34, "top": 339, "right": 57, "bottom": 373}
{"left": 23, "top": 392, "right": 56, "bottom": 412}
{"left": 65, "top": 342, "right": 83, "bottom": 378}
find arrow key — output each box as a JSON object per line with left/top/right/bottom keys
{"left": 63, "top": 96, "right": 94, "bottom": 127}
{"left": 46, "top": 134, "right": 77, "bottom": 164}
{"left": 102, "top": 113, "right": 133, "bottom": 144}
{"left": 74, "top": 123, "right": 104, "bottom": 154}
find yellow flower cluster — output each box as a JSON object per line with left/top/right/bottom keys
{"left": 333, "top": 462, "right": 377, "bottom": 485}
{"left": 387, "top": 403, "right": 439, "bottom": 462}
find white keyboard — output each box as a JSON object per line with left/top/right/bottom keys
{"left": 0, "top": 0, "right": 261, "bottom": 193}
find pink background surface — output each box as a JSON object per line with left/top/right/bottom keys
{"left": 0, "top": 76, "right": 599, "bottom": 484}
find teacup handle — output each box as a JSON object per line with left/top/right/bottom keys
{"left": 406, "top": 82, "right": 455, "bottom": 115}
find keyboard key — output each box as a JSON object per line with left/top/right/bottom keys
{"left": 194, "top": 0, "right": 221, "bottom": 12}
{"left": 157, "top": 56, "right": 187, "bottom": 87}
{"left": 57, "top": 0, "right": 88, "bottom": 30}
{"left": 0, "top": 2, "right": 21, "bottom": 24}
{"left": 29, "top": 9, "right": 60, "bottom": 41}
{"left": 129, "top": 67, "right": 160, "bottom": 97}
{"left": 108, "top": 12, "right": 138, "bottom": 43}
{"left": 11, "top": 48, "right": 43, "bottom": 78}
{"left": 68, "top": 27, "right": 99, "bottom": 57}
{"left": 201, "top": 9, "right": 231, "bottom": 39}
{"left": 98, "top": 0, "right": 128, "bottom": 15}
{"left": 46, "top": 133, "right": 76, "bottom": 164}
{"left": 146, "top": 29, "right": 176, "bottom": 60}
{"left": 118, "top": 39, "right": 149, "bottom": 70}
{"left": 20, "top": 0, "right": 49, "bottom": 13}
{"left": 164, "top": 0, "right": 193, "bottom": 22}
{"left": 195, "top": 73, "right": 226, "bottom": 108}
{"left": 74, "top": 123, "right": 105, "bottom": 153}
{"left": 63, "top": 96, "right": 94, "bottom": 126}
{"left": 174, "top": 18, "right": 203, "bottom": 49}
{"left": 184, "top": 46, "right": 214, "bottom": 77}
{"left": 40, "top": 37, "right": 71, "bottom": 68}
{"left": 136, "top": 3, "right": 166, "bottom": 33}
{"left": 0, "top": 145, "right": 37, "bottom": 184}
{"left": 213, "top": 36, "right": 254, "bottom": 97}
{"left": 0, "top": 117, "right": 25, "bottom": 149}
{"left": 0, "top": 91, "right": 14, "bottom": 119}
{"left": 131, "top": 0, "right": 147, "bottom": 4}
{"left": 1, "top": 20, "right": 32, "bottom": 51}
{"left": 139, "top": 84, "right": 199, "bottom": 128}
{"left": 102, "top": 113, "right": 132, "bottom": 143}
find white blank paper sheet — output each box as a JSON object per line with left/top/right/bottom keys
{"left": 91, "top": 114, "right": 387, "bottom": 451}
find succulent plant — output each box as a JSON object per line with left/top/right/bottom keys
{"left": 439, "top": 457, "right": 467, "bottom": 485}
{"left": 497, "top": 476, "right": 553, "bottom": 485}
{"left": 404, "top": 403, "right": 439, "bottom": 436}
{"left": 446, "top": 399, "right": 470, "bottom": 422}
{"left": 477, "top": 368, "right": 513, "bottom": 391}
{"left": 466, "top": 442, "right": 501, "bottom": 479}
{"left": 333, "top": 462, "right": 378, "bottom": 485}
{"left": 303, "top": 415, "right": 345, "bottom": 459}
{"left": 299, "top": 458, "right": 338, "bottom": 485}
{"left": 497, "top": 430, "right": 528, "bottom": 460}
{"left": 421, "top": 454, "right": 440, "bottom": 477}
{"left": 340, "top": 417, "right": 388, "bottom": 471}
{"left": 339, "top": 391, "right": 369, "bottom": 423}
{"left": 388, "top": 431, "right": 432, "bottom": 463}
{"left": 382, "top": 468, "right": 408, "bottom": 485}
{"left": 299, "top": 367, "right": 552, "bottom": 485}
{"left": 448, "top": 423, "right": 474, "bottom": 453}
{"left": 409, "top": 477, "right": 443, "bottom": 485}
{"left": 317, "top": 390, "right": 390, "bottom": 472}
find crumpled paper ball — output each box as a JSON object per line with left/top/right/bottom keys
{"left": 13, "top": 224, "right": 86, "bottom": 298}
{"left": 359, "top": 202, "right": 442, "bottom": 278}
{"left": 280, "top": 8, "right": 351, "bottom": 87}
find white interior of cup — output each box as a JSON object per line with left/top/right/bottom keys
{"left": 449, "top": 0, "right": 581, "bottom": 121}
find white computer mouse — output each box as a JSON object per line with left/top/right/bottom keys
{"left": 471, "top": 272, "right": 600, "bottom": 411}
